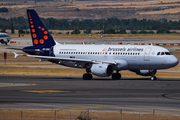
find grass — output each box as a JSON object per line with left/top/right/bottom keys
{"left": 0, "top": 66, "right": 84, "bottom": 76}
{"left": 139, "top": 8, "right": 180, "bottom": 15}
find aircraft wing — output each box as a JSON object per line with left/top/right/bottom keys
{"left": 13, "top": 52, "right": 117, "bottom": 65}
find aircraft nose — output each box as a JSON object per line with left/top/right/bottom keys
{"left": 169, "top": 56, "right": 179, "bottom": 67}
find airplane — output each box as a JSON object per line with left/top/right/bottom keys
{"left": 0, "top": 32, "right": 12, "bottom": 45}
{"left": 13, "top": 9, "right": 179, "bottom": 80}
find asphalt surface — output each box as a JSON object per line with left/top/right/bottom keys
{"left": 0, "top": 75, "right": 180, "bottom": 115}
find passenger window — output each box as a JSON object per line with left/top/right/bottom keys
{"left": 157, "top": 52, "right": 160, "bottom": 55}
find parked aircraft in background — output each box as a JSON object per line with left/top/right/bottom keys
{"left": 0, "top": 32, "right": 12, "bottom": 45}
{"left": 13, "top": 9, "right": 179, "bottom": 80}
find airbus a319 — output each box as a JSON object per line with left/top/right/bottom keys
{"left": 14, "top": 9, "right": 179, "bottom": 80}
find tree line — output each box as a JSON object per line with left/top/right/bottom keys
{"left": 0, "top": 8, "right": 8, "bottom": 12}
{"left": 1, "top": 16, "right": 180, "bottom": 34}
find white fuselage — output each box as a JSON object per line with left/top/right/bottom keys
{"left": 53, "top": 44, "right": 178, "bottom": 70}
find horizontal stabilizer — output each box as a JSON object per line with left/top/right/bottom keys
{"left": 13, "top": 52, "right": 19, "bottom": 58}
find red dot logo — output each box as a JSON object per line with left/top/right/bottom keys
{"left": 28, "top": 13, "right": 31, "bottom": 18}
{"left": 31, "top": 25, "right": 34, "bottom": 28}
{"left": 39, "top": 39, "right": 44, "bottom": 44}
{"left": 41, "top": 28, "right": 45, "bottom": 31}
{"left": 34, "top": 39, "right": 38, "bottom": 44}
{"left": 31, "top": 29, "right": 35, "bottom": 33}
{"left": 32, "top": 33, "right": 37, "bottom": 38}
{"left": 44, "top": 35, "right": 48, "bottom": 40}
{"left": 38, "top": 26, "right": 41, "bottom": 29}
{"left": 44, "top": 31, "right": 48, "bottom": 34}
{"left": 30, "top": 21, "right": 33, "bottom": 24}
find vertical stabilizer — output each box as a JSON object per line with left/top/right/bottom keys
{"left": 27, "top": 9, "right": 56, "bottom": 47}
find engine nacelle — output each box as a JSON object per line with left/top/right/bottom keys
{"left": 134, "top": 70, "right": 157, "bottom": 76}
{"left": 91, "top": 64, "right": 114, "bottom": 77}
{"left": 0, "top": 38, "right": 8, "bottom": 44}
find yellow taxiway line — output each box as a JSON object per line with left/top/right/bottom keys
{"left": 21, "top": 90, "right": 72, "bottom": 93}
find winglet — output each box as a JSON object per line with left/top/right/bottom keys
{"left": 13, "top": 52, "right": 18, "bottom": 58}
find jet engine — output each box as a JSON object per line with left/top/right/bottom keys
{"left": 90, "top": 64, "right": 114, "bottom": 77}
{"left": 133, "top": 70, "right": 157, "bottom": 76}
{"left": 0, "top": 38, "right": 9, "bottom": 45}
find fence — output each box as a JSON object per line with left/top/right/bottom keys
{"left": 0, "top": 109, "right": 179, "bottom": 120}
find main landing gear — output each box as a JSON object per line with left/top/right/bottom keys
{"left": 83, "top": 68, "right": 93, "bottom": 80}
{"left": 83, "top": 73, "right": 92, "bottom": 80}
{"left": 112, "top": 71, "right": 121, "bottom": 80}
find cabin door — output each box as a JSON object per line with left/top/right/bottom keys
{"left": 144, "top": 48, "right": 151, "bottom": 61}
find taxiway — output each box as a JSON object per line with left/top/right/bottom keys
{"left": 0, "top": 75, "right": 179, "bottom": 115}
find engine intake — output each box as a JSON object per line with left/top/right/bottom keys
{"left": 91, "top": 64, "right": 114, "bottom": 77}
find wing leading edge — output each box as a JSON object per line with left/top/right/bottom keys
{"left": 13, "top": 52, "right": 117, "bottom": 65}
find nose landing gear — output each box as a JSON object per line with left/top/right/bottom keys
{"left": 112, "top": 71, "right": 121, "bottom": 80}
{"left": 150, "top": 70, "right": 157, "bottom": 81}
{"left": 151, "top": 76, "right": 157, "bottom": 81}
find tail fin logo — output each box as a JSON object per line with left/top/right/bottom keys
{"left": 27, "top": 9, "right": 56, "bottom": 47}
{"left": 28, "top": 13, "right": 48, "bottom": 45}
{"left": 29, "top": 13, "right": 46, "bottom": 45}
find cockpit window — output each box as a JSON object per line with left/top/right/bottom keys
{"left": 161, "top": 52, "right": 165, "bottom": 55}
{"left": 157, "top": 52, "right": 160, "bottom": 55}
{"left": 157, "top": 52, "right": 172, "bottom": 56}
{"left": 165, "top": 52, "right": 172, "bottom": 55}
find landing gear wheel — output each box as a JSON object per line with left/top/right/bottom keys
{"left": 83, "top": 73, "right": 92, "bottom": 80}
{"left": 112, "top": 73, "right": 121, "bottom": 80}
{"left": 151, "top": 76, "right": 157, "bottom": 81}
